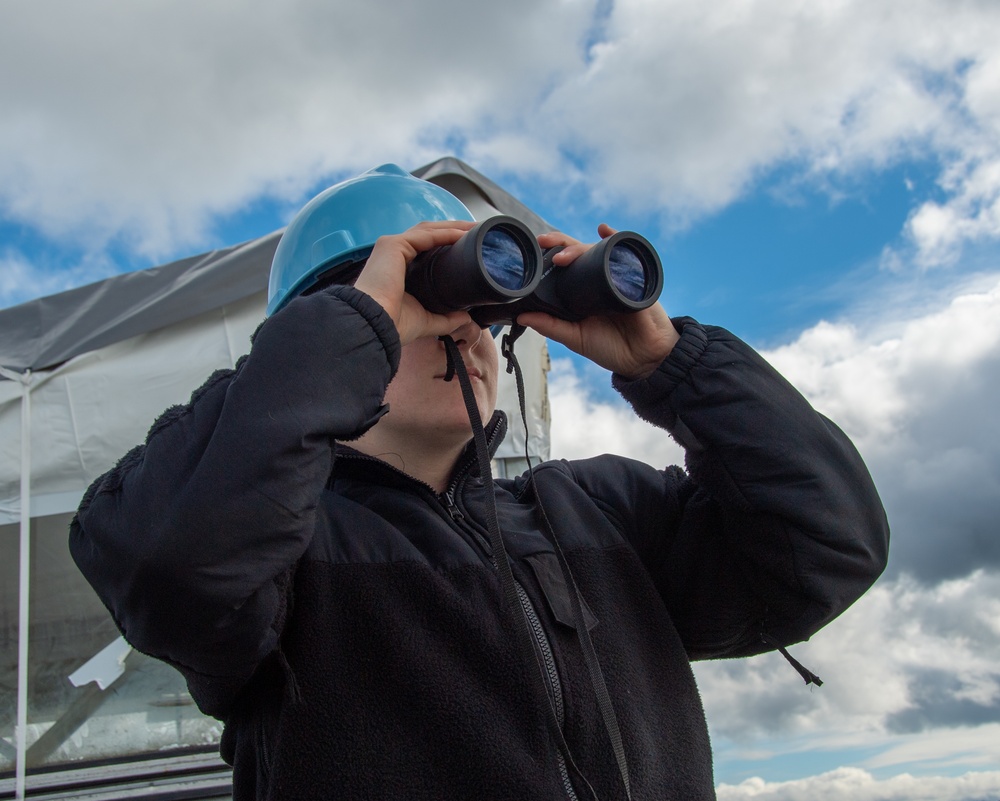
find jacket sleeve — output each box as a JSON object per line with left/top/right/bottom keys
{"left": 575, "top": 317, "right": 889, "bottom": 660}
{"left": 69, "top": 286, "right": 401, "bottom": 710}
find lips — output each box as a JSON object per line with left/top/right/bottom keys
{"left": 435, "top": 367, "right": 482, "bottom": 380}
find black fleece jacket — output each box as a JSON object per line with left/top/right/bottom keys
{"left": 70, "top": 285, "right": 889, "bottom": 800}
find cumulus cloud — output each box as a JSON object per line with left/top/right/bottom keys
{"left": 694, "top": 572, "right": 1000, "bottom": 748}
{"left": 903, "top": 53, "right": 1000, "bottom": 267}
{"left": 547, "top": 358, "right": 685, "bottom": 467}
{"left": 717, "top": 767, "right": 1000, "bottom": 801}
{"left": 0, "top": 0, "right": 593, "bottom": 257}
{"left": 3, "top": 1, "right": 1000, "bottom": 266}
{"left": 480, "top": 0, "right": 1000, "bottom": 258}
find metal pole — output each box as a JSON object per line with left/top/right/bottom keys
{"left": 2, "top": 367, "right": 32, "bottom": 801}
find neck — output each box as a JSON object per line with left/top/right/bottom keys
{"left": 350, "top": 429, "right": 471, "bottom": 494}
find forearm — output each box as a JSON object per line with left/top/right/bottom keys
{"left": 614, "top": 318, "right": 889, "bottom": 652}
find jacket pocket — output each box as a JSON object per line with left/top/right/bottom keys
{"left": 524, "top": 551, "right": 599, "bottom": 631}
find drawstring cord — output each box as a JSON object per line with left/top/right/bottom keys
{"left": 760, "top": 632, "right": 823, "bottom": 687}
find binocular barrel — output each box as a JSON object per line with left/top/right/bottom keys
{"left": 405, "top": 216, "right": 542, "bottom": 314}
{"left": 405, "top": 216, "right": 663, "bottom": 326}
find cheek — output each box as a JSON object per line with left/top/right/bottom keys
{"left": 387, "top": 340, "right": 437, "bottom": 395}
{"left": 480, "top": 342, "right": 499, "bottom": 386}
{"left": 381, "top": 366, "right": 425, "bottom": 412}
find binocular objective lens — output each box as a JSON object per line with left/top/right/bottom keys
{"left": 608, "top": 243, "right": 647, "bottom": 302}
{"left": 481, "top": 228, "right": 527, "bottom": 290}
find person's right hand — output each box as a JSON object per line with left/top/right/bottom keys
{"left": 353, "top": 220, "right": 477, "bottom": 345}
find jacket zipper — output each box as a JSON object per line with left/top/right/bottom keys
{"left": 435, "top": 489, "right": 579, "bottom": 798}
{"left": 444, "top": 487, "right": 576, "bottom": 800}
{"left": 514, "top": 580, "right": 579, "bottom": 801}
{"left": 514, "top": 581, "right": 564, "bottom": 727}
{"left": 257, "top": 712, "right": 272, "bottom": 788}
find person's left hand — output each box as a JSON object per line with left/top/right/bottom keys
{"left": 515, "top": 224, "right": 680, "bottom": 380}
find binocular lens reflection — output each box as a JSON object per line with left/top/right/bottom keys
{"left": 481, "top": 228, "right": 527, "bottom": 290}
{"left": 608, "top": 243, "right": 647, "bottom": 302}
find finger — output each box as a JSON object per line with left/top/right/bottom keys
{"left": 537, "top": 231, "right": 583, "bottom": 250}
{"left": 419, "top": 309, "right": 475, "bottom": 339}
{"left": 388, "top": 220, "right": 478, "bottom": 257}
{"left": 538, "top": 230, "right": 591, "bottom": 265}
{"left": 550, "top": 240, "right": 595, "bottom": 266}
{"left": 396, "top": 296, "right": 473, "bottom": 344}
{"left": 549, "top": 222, "right": 624, "bottom": 267}
{"left": 515, "top": 311, "right": 581, "bottom": 348}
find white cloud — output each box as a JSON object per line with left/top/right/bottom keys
{"left": 863, "top": 722, "right": 1000, "bottom": 772}
{"left": 0, "top": 250, "right": 119, "bottom": 309}
{"left": 547, "top": 358, "right": 686, "bottom": 467}
{"left": 0, "top": 0, "right": 595, "bottom": 257}
{"left": 494, "top": 0, "right": 1000, "bottom": 250}
{"left": 4, "top": 1, "right": 1000, "bottom": 265}
{"left": 717, "top": 767, "right": 1000, "bottom": 801}
{"left": 763, "top": 278, "right": 1000, "bottom": 448}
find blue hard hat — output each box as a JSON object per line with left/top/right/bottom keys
{"left": 267, "top": 163, "right": 475, "bottom": 315}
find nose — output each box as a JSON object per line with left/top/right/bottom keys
{"left": 447, "top": 318, "right": 485, "bottom": 350}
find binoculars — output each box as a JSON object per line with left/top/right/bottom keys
{"left": 404, "top": 216, "right": 663, "bottom": 327}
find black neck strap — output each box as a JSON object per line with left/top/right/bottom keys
{"left": 441, "top": 330, "right": 632, "bottom": 801}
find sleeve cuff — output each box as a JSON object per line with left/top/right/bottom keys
{"left": 612, "top": 317, "right": 709, "bottom": 413}
{"left": 325, "top": 285, "right": 403, "bottom": 378}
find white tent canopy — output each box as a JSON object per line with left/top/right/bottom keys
{"left": 0, "top": 157, "right": 553, "bottom": 527}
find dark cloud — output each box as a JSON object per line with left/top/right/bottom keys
{"left": 886, "top": 668, "right": 1000, "bottom": 734}
{"left": 873, "top": 347, "right": 1000, "bottom": 582}
{"left": 764, "top": 281, "right": 1000, "bottom": 586}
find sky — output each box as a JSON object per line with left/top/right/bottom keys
{"left": 2, "top": 0, "right": 1000, "bottom": 797}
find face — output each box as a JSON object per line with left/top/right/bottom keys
{"left": 378, "top": 319, "right": 499, "bottom": 444}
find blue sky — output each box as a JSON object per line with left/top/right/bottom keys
{"left": 3, "top": 1, "right": 1000, "bottom": 798}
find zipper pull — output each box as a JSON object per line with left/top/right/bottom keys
{"left": 442, "top": 490, "right": 464, "bottom": 521}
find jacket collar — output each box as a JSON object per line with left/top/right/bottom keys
{"left": 333, "top": 410, "right": 508, "bottom": 492}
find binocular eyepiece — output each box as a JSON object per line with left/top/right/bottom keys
{"left": 404, "top": 215, "right": 663, "bottom": 327}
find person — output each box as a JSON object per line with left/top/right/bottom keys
{"left": 70, "top": 164, "right": 889, "bottom": 801}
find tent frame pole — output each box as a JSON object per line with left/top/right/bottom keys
{"left": 1, "top": 367, "right": 32, "bottom": 801}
